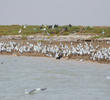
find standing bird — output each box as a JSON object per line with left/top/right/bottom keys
{"left": 18, "top": 29, "right": 22, "bottom": 34}
{"left": 101, "top": 30, "right": 105, "bottom": 35}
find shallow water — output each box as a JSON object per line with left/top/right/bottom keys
{"left": 0, "top": 56, "right": 110, "bottom": 100}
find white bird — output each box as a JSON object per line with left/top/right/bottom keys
{"left": 23, "top": 25, "right": 27, "bottom": 29}
{"left": 42, "top": 28, "right": 46, "bottom": 31}
{"left": 102, "top": 30, "right": 105, "bottom": 35}
{"left": 25, "top": 88, "right": 47, "bottom": 95}
{"left": 18, "top": 29, "right": 22, "bottom": 33}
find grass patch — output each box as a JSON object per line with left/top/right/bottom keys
{"left": 0, "top": 25, "right": 110, "bottom": 38}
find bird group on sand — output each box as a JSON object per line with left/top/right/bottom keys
{"left": 0, "top": 41, "right": 110, "bottom": 61}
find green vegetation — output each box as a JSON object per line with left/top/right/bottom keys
{"left": 0, "top": 25, "right": 110, "bottom": 38}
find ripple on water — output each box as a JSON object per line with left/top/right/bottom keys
{"left": 0, "top": 56, "right": 110, "bottom": 100}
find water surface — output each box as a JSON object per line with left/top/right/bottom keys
{"left": 0, "top": 56, "right": 110, "bottom": 100}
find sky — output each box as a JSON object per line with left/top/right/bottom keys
{"left": 0, "top": 0, "right": 110, "bottom": 26}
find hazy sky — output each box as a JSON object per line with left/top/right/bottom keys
{"left": 0, "top": 0, "right": 110, "bottom": 26}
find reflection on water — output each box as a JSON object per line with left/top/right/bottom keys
{"left": 0, "top": 56, "right": 110, "bottom": 100}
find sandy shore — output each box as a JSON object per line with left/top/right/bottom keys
{"left": 1, "top": 34, "right": 110, "bottom": 41}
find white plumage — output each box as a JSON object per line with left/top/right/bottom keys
{"left": 25, "top": 88, "right": 47, "bottom": 95}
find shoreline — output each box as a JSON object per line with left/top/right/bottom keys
{"left": 0, "top": 52, "right": 110, "bottom": 64}
{"left": 0, "top": 36, "right": 110, "bottom": 64}
{"left": 0, "top": 54, "right": 109, "bottom": 65}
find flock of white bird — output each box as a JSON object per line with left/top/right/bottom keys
{"left": 0, "top": 41, "right": 110, "bottom": 61}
